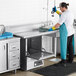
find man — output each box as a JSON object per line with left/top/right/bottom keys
{"left": 49, "top": 2, "right": 75, "bottom": 66}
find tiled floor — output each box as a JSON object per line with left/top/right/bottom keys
{"left": 0, "top": 56, "right": 76, "bottom": 76}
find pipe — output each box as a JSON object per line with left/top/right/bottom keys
{"left": 51, "top": 0, "right": 56, "bottom": 17}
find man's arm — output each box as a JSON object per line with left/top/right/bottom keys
{"left": 48, "top": 23, "right": 60, "bottom": 31}
{"left": 56, "top": 11, "right": 62, "bottom": 15}
{"left": 54, "top": 12, "right": 66, "bottom": 29}
{"left": 52, "top": 6, "right": 62, "bottom": 15}
{"left": 54, "top": 23, "right": 61, "bottom": 28}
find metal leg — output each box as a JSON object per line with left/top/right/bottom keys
{"left": 54, "top": 37, "right": 57, "bottom": 57}
{"left": 25, "top": 38, "right": 28, "bottom": 70}
{"left": 14, "top": 69, "right": 17, "bottom": 74}
{"left": 25, "top": 38, "right": 28, "bottom": 56}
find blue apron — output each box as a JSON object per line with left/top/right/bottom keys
{"left": 59, "top": 23, "right": 75, "bottom": 60}
{"left": 59, "top": 23, "right": 68, "bottom": 60}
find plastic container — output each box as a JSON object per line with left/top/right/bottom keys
{"left": 0, "top": 32, "right": 13, "bottom": 39}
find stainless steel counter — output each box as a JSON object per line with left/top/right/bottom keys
{"left": 14, "top": 30, "right": 59, "bottom": 38}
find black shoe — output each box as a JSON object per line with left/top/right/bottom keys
{"left": 54, "top": 60, "right": 67, "bottom": 67}
{"left": 67, "top": 60, "right": 73, "bottom": 63}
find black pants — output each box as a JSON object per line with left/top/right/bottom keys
{"left": 67, "top": 34, "right": 74, "bottom": 62}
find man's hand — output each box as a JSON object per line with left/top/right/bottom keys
{"left": 48, "top": 28, "right": 53, "bottom": 31}
{"left": 54, "top": 23, "right": 61, "bottom": 28}
{"left": 52, "top": 6, "right": 62, "bottom": 15}
{"left": 52, "top": 6, "right": 57, "bottom": 12}
{"left": 48, "top": 23, "right": 61, "bottom": 31}
{"left": 48, "top": 26, "right": 56, "bottom": 31}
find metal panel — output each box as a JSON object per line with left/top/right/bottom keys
{"left": 0, "top": 41, "right": 7, "bottom": 72}
{"left": 28, "top": 36, "right": 42, "bottom": 54}
{"left": 42, "top": 36, "right": 53, "bottom": 53}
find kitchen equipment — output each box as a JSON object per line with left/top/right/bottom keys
{"left": 39, "top": 24, "right": 53, "bottom": 32}
{"left": 0, "top": 25, "right": 5, "bottom": 35}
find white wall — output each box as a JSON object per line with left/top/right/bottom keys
{"left": 0, "top": 0, "right": 76, "bottom": 27}
{"left": 0, "top": 0, "right": 47, "bottom": 26}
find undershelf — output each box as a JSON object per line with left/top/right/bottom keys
{"left": 28, "top": 51, "right": 56, "bottom": 60}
